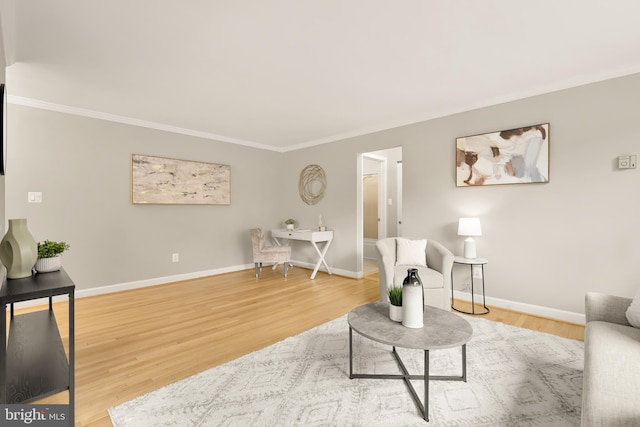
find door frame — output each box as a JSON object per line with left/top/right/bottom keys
{"left": 356, "top": 152, "right": 388, "bottom": 277}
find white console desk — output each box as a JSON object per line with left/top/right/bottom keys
{"left": 271, "top": 229, "right": 334, "bottom": 279}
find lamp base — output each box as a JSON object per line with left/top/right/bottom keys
{"left": 463, "top": 237, "right": 477, "bottom": 259}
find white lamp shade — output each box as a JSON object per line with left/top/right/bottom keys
{"left": 458, "top": 217, "right": 482, "bottom": 236}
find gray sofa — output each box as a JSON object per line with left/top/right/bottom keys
{"left": 582, "top": 292, "right": 640, "bottom": 426}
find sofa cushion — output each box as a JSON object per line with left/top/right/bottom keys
{"left": 393, "top": 265, "right": 443, "bottom": 289}
{"left": 395, "top": 238, "right": 427, "bottom": 267}
{"left": 625, "top": 290, "right": 640, "bottom": 328}
{"left": 583, "top": 321, "right": 640, "bottom": 426}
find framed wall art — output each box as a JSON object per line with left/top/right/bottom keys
{"left": 456, "top": 123, "right": 549, "bottom": 187}
{"left": 131, "top": 154, "right": 231, "bottom": 205}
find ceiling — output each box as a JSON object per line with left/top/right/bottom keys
{"left": 2, "top": 1, "right": 640, "bottom": 152}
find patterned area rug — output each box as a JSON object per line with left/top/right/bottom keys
{"left": 109, "top": 314, "right": 583, "bottom": 426}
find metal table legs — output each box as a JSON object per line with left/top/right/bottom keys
{"left": 349, "top": 327, "right": 467, "bottom": 422}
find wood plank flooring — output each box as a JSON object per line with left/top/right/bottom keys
{"left": 9, "top": 266, "right": 583, "bottom": 426}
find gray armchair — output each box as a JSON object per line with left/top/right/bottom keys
{"left": 376, "top": 237, "right": 454, "bottom": 310}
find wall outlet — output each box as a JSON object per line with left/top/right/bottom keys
{"left": 172, "top": 253, "right": 179, "bottom": 262}
{"left": 472, "top": 265, "right": 483, "bottom": 279}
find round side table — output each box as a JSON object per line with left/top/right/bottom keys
{"left": 451, "top": 256, "right": 490, "bottom": 315}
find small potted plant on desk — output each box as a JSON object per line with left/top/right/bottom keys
{"left": 35, "top": 240, "right": 70, "bottom": 273}
{"left": 284, "top": 219, "right": 296, "bottom": 230}
{"left": 388, "top": 286, "right": 403, "bottom": 322}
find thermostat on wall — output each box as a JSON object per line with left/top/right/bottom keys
{"left": 618, "top": 155, "right": 637, "bottom": 169}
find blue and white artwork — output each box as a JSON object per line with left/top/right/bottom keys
{"left": 456, "top": 123, "right": 549, "bottom": 187}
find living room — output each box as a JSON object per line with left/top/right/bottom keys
{"left": 1, "top": 2, "right": 640, "bottom": 426}
{"left": 5, "top": 66, "right": 639, "bottom": 322}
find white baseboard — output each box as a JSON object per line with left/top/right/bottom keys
{"left": 76, "top": 264, "right": 253, "bottom": 299}
{"left": 363, "top": 238, "right": 377, "bottom": 260}
{"left": 8, "top": 264, "right": 254, "bottom": 310}
{"left": 453, "top": 290, "right": 586, "bottom": 325}
{"left": 7, "top": 267, "right": 585, "bottom": 325}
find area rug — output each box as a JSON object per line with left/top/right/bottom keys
{"left": 109, "top": 314, "right": 583, "bottom": 426}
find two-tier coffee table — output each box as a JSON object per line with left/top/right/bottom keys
{"left": 348, "top": 301, "right": 473, "bottom": 422}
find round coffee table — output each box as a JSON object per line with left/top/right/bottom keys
{"left": 348, "top": 301, "right": 473, "bottom": 422}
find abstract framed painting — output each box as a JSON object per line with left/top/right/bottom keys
{"left": 456, "top": 123, "right": 549, "bottom": 187}
{"left": 131, "top": 154, "right": 231, "bottom": 205}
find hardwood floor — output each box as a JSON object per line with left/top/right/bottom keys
{"left": 12, "top": 266, "right": 584, "bottom": 426}
{"left": 452, "top": 299, "right": 585, "bottom": 341}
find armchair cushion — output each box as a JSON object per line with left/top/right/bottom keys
{"left": 395, "top": 238, "right": 427, "bottom": 267}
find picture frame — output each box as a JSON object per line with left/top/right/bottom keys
{"left": 456, "top": 123, "right": 549, "bottom": 187}
{"left": 131, "top": 154, "right": 231, "bottom": 205}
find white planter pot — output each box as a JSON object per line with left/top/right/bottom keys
{"left": 286, "top": 224, "right": 294, "bottom": 230}
{"left": 35, "top": 256, "right": 62, "bottom": 273}
{"left": 389, "top": 304, "right": 402, "bottom": 322}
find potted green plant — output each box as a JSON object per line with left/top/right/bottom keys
{"left": 284, "top": 218, "right": 296, "bottom": 230}
{"left": 387, "top": 286, "right": 403, "bottom": 322}
{"left": 35, "top": 240, "right": 70, "bottom": 273}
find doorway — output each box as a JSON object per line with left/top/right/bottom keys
{"left": 360, "top": 147, "right": 403, "bottom": 275}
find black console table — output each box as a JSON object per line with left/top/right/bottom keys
{"left": 0, "top": 268, "right": 75, "bottom": 423}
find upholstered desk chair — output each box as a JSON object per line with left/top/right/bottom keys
{"left": 376, "top": 237, "right": 454, "bottom": 310}
{"left": 250, "top": 228, "right": 291, "bottom": 278}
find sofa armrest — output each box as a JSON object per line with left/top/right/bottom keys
{"left": 585, "top": 292, "right": 632, "bottom": 326}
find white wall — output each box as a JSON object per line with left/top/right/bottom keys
{"left": 283, "top": 73, "right": 640, "bottom": 315}
{"left": 5, "top": 106, "right": 285, "bottom": 290}
{"left": 4, "top": 72, "right": 640, "bottom": 317}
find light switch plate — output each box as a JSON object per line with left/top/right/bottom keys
{"left": 28, "top": 192, "right": 42, "bottom": 203}
{"left": 618, "top": 155, "right": 637, "bottom": 169}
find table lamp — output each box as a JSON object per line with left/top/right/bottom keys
{"left": 458, "top": 217, "right": 482, "bottom": 259}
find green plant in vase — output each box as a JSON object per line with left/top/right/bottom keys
{"left": 387, "top": 286, "right": 403, "bottom": 322}
{"left": 387, "top": 286, "right": 403, "bottom": 306}
{"left": 37, "top": 240, "right": 70, "bottom": 258}
{"left": 284, "top": 218, "right": 296, "bottom": 230}
{"left": 35, "top": 240, "right": 70, "bottom": 273}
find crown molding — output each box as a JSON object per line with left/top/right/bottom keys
{"left": 7, "top": 95, "right": 286, "bottom": 152}
{"left": 8, "top": 65, "right": 640, "bottom": 154}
